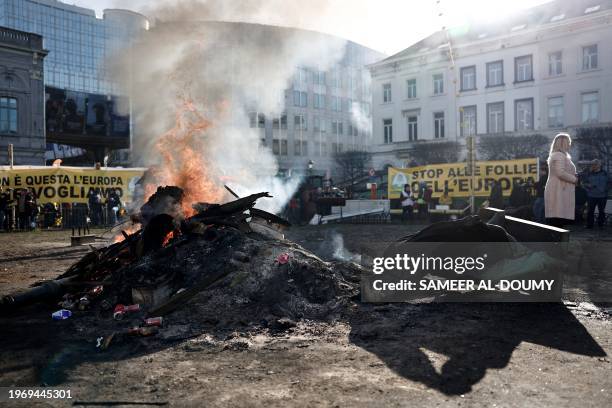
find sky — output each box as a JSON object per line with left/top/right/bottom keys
{"left": 73, "top": 0, "right": 552, "bottom": 56}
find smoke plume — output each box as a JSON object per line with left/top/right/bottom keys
{"left": 111, "top": 0, "right": 348, "bottom": 213}
{"left": 331, "top": 232, "right": 362, "bottom": 264}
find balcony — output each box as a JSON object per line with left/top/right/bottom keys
{"left": 0, "top": 27, "right": 44, "bottom": 51}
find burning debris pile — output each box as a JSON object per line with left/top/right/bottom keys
{"left": 1, "top": 186, "right": 362, "bottom": 347}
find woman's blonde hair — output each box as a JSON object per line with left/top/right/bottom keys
{"left": 549, "top": 133, "right": 572, "bottom": 157}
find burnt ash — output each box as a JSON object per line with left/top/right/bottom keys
{"left": 123, "top": 227, "right": 361, "bottom": 325}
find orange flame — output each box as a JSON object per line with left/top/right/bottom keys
{"left": 113, "top": 222, "right": 142, "bottom": 243}
{"left": 162, "top": 230, "right": 177, "bottom": 247}
{"left": 143, "top": 99, "right": 227, "bottom": 217}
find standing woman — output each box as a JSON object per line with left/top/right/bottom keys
{"left": 545, "top": 133, "right": 577, "bottom": 227}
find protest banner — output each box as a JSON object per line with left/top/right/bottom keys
{"left": 388, "top": 158, "right": 539, "bottom": 199}
{"left": 0, "top": 166, "right": 147, "bottom": 204}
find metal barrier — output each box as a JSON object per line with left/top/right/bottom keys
{"left": 0, "top": 206, "right": 123, "bottom": 232}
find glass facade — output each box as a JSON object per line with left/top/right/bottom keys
{"left": 249, "top": 34, "right": 384, "bottom": 175}
{"left": 0, "top": 0, "right": 147, "bottom": 95}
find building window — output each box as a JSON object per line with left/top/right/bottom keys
{"left": 0, "top": 97, "right": 17, "bottom": 134}
{"left": 486, "top": 61, "right": 503, "bottom": 87}
{"left": 460, "top": 66, "right": 476, "bottom": 91}
{"left": 293, "top": 91, "right": 307, "bottom": 107}
{"left": 344, "top": 98, "right": 352, "bottom": 113}
{"left": 547, "top": 96, "right": 564, "bottom": 128}
{"left": 313, "top": 71, "right": 326, "bottom": 85}
{"left": 273, "top": 113, "right": 287, "bottom": 129}
{"left": 257, "top": 113, "right": 265, "bottom": 128}
{"left": 332, "top": 120, "right": 343, "bottom": 135}
{"left": 331, "top": 96, "right": 342, "bottom": 111}
{"left": 434, "top": 112, "right": 445, "bottom": 138}
{"left": 294, "top": 114, "right": 307, "bottom": 130}
{"left": 406, "top": 78, "right": 417, "bottom": 99}
{"left": 295, "top": 67, "right": 308, "bottom": 84}
{"left": 294, "top": 140, "right": 301, "bottom": 156}
{"left": 273, "top": 139, "right": 288, "bottom": 155}
{"left": 383, "top": 83, "right": 392, "bottom": 103}
{"left": 330, "top": 69, "right": 342, "bottom": 88}
{"left": 313, "top": 93, "right": 325, "bottom": 109}
{"left": 581, "top": 92, "right": 599, "bottom": 123}
{"left": 487, "top": 102, "right": 504, "bottom": 134}
{"left": 433, "top": 74, "right": 444, "bottom": 95}
{"left": 294, "top": 140, "right": 308, "bottom": 156}
{"left": 582, "top": 45, "right": 598, "bottom": 71}
{"left": 515, "top": 98, "right": 534, "bottom": 130}
{"left": 407, "top": 115, "right": 418, "bottom": 141}
{"left": 548, "top": 51, "right": 563, "bottom": 76}
{"left": 383, "top": 119, "right": 393, "bottom": 143}
{"left": 313, "top": 116, "right": 320, "bottom": 132}
{"left": 514, "top": 55, "right": 533, "bottom": 82}
{"left": 460, "top": 106, "right": 477, "bottom": 137}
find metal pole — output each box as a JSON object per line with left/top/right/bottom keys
{"left": 8, "top": 144, "right": 13, "bottom": 169}
{"left": 467, "top": 135, "right": 476, "bottom": 214}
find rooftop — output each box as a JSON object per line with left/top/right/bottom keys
{"left": 380, "top": 0, "right": 612, "bottom": 64}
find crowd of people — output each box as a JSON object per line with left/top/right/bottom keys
{"left": 400, "top": 182, "right": 438, "bottom": 222}
{"left": 0, "top": 187, "right": 124, "bottom": 232}
{"left": 542, "top": 133, "right": 609, "bottom": 229}
{"left": 0, "top": 188, "right": 39, "bottom": 231}
{"left": 397, "top": 132, "right": 609, "bottom": 230}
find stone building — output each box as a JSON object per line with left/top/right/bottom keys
{"left": 368, "top": 0, "right": 612, "bottom": 170}
{"left": 0, "top": 25, "right": 46, "bottom": 165}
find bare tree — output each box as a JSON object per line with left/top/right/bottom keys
{"left": 478, "top": 134, "right": 549, "bottom": 161}
{"left": 574, "top": 126, "right": 612, "bottom": 172}
{"left": 410, "top": 141, "right": 460, "bottom": 165}
{"left": 333, "top": 150, "right": 371, "bottom": 186}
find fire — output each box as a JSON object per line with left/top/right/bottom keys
{"left": 143, "top": 98, "right": 227, "bottom": 217}
{"left": 112, "top": 222, "right": 142, "bottom": 243}
{"left": 162, "top": 230, "right": 177, "bottom": 247}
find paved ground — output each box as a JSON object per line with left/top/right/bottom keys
{"left": 0, "top": 224, "right": 610, "bottom": 407}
